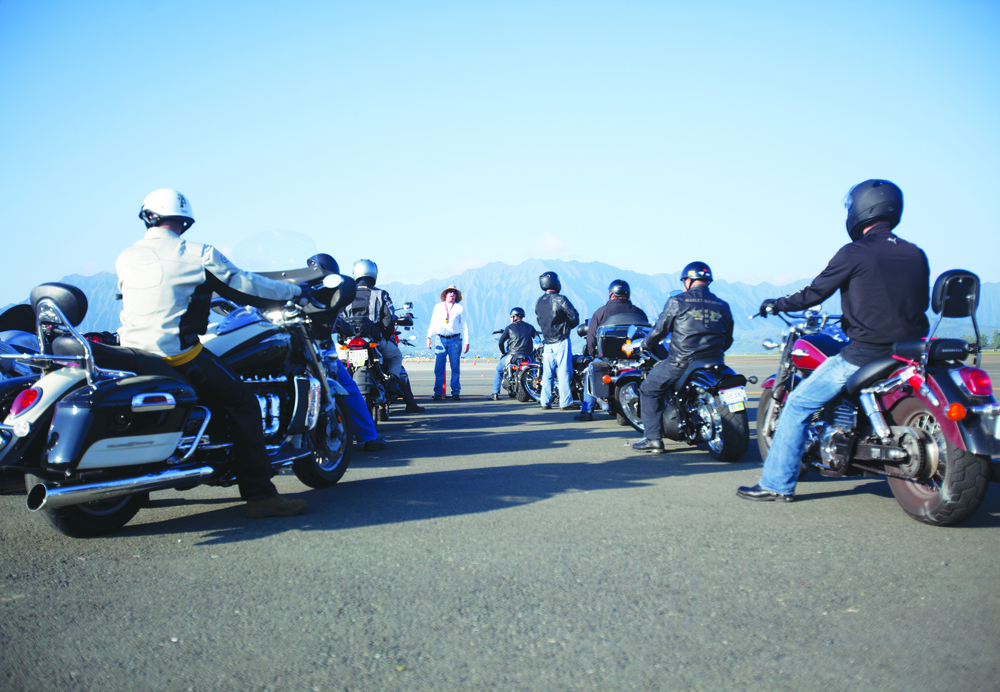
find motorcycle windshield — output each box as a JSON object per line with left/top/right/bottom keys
{"left": 227, "top": 230, "right": 320, "bottom": 273}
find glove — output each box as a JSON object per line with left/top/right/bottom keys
{"left": 299, "top": 285, "right": 317, "bottom": 306}
{"left": 759, "top": 299, "right": 778, "bottom": 317}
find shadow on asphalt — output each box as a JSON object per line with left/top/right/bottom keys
{"left": 106, "top": 396, "right": 1000, "bottom": 541}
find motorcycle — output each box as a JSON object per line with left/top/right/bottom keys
{"left": 757, "top": 269, "right": 1000, "bottom": 526}
{"left": 0, "top": 262, "right": 358, "bottom": 537}
{"left": 616, "top": 327, "right": 754, "bottom": 462}
{"left": 336, "top": 311, "right": 417, "bottom": 424}
{"left": 491, "top": 329, "right": 542, "bottom": 402}
{"left": 579, "top": 314, "right": 653, "bottom": 425}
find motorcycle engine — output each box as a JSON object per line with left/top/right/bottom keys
{"left": 817, "top": 402, "right": 858, "bottom": 474}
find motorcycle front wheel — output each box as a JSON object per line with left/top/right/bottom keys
{"left": 885, "top": 397, "right": 990, "bottom": 526}
{"left": 757, "top": 387, "right": 779, "bottom": 460}
{"left": 519, "top": 364, "right": 542, "bottom": 402}
{"left": 38, "top": 492, "right": 148, "bottom": 538}
{"left": 615, "top": 378, "right": 644, "bottom": 433}
{"left": 294, "top": 398, "right": 353, "bottom": 489}
{"left": 696, "top": 391, "right": 749, "bottom": 462}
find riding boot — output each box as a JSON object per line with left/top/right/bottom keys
{"left": 401, "top": 376, "right": 425, "bottom": 413}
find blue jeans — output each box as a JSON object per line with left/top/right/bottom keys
{"left": 333, "top": 359, "right": 379, "bottom": 443}
{"left": 541, "top": 339, "right": 573, "bottom": 408}
{"left": 759, "top": 354, "right": 860, "bottom": 495}
{"left": 492, "top": 355, "right": 510, "bottom": 395}
{"left": 433, "top": 336, "right": 462, "bottom": 396}
{"left": 580, "top": 362, "right": 598, "bottom": 413}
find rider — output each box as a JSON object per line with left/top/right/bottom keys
{"left": 306, "top": 254, "right": 387, "bottom": 452}
{"left": 341, "top": 259, "right": 424, "bottom": 416}
{"left": 633, "top": 262, "right": 734, "bottom": 453}
{"left": 575, "top": 279, "right": 649, "bottom": 422}
{"left": 738, "top": 179, "right": 930, "bottom": 502}
{"left": 489, "top": 307, "right": 539, "bottom": 401}
{"left": 535, "top": 271, "right": 580, "bottom": 410}
{"left": 117, "top": 189, "right": 307, "bottom": 518}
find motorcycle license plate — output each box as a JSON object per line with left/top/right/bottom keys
{"left": 348, "top": 349, "right": 368, "bottom": 367}
{"left": 720, "top": 386, "right": 747, "bottom": 412}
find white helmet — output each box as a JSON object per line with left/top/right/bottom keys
{"left": 353, "top": 259, "right": 378, "bottom": 284}
{"left": 139, "top": 188, "right": 195, "bottom": 231}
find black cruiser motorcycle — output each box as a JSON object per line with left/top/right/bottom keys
{"left": 0, "top": 263, "right": 357, "bottom": 537}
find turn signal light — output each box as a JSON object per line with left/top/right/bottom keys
{"left": 959, "top": 367, "right": 992, "bottom": 396}
{"left": 10, "top": 387, "right": 42, "bottom": 418}
{"left": 602, "top": 375, "right": 612, "bottom": 384}
{"left": 946, "top": 403, "right": 967, "bottom": 421}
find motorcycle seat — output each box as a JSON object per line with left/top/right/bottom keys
{"left": 844, "top": 357, "right": 900, "bottom": 396}
{"left": 52, "top": 336, "right": 187, "bottom": 381}
{"left": 893, "top": 338, "right": 970, "bottom": 363}
{"left": 674, "top": 357, "right": 730, "bottom": 392}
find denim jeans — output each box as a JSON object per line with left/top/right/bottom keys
{"left": 758, "top": 354, "right": 860, "bottom": 495}
{"left": 541, "top": 339, "right": 573, "bottom": 408}
{"left": 492, "top": 354, "right": 510, "bottom": 395}
{"left": 580, "top": 362, "right": 598, "bottom": 413}
{"left": 333, "top": 358, "right": 378, "bottom": 443}
{"left": 433, "top": 336, "right": 462, "bottom": 396}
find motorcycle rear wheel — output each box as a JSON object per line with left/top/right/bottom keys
{"left": 294, "top": 398, "right": 353, "bottom": 489}
{"left": 519, "top": 364, "right": 542, "bottom": 402}
{"left": 38, "top": 492, "right": 148, "bottom": 538}
{"left": 697, "top": 391, "right": 749, "bottom": 462}
{"left": 885, "top": 397, "right": 990, "bottom": 526}
{"left": 615, "top": 379, "right": 644, "bottom": 433}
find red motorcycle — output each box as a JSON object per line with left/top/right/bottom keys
{"left": 757, "top": 269, "right": 1000, "bottom": 526}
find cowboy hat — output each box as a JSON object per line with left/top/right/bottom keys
{"left": 440, "top": 285, "right": 463, "bottom": 302}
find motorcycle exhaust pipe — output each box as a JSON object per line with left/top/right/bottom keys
{"left": 26, "top": 465, "right": 217, "bottom": 512}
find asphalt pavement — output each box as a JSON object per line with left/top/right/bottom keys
{"left": 2, "top": 356, "right": 999, "bottom": 692}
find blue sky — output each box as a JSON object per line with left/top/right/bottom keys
{"left": 1, "top": 0, "right": 997, "bottom": 306}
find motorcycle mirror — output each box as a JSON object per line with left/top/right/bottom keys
{"left": 322, "top": 274, "right": 344, "bottom": 289}
{"left": 762, "top": 339, "right": 780, "bottom": 350}
{"left": 747, "top": 375, "right": 758, "bottom": 384}
{"left": 403, "top": 302, "right": 414, "bottom": 311}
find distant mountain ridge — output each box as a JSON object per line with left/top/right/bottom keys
{"left": 5, "top": 260, "right": 996, "bottom": 354}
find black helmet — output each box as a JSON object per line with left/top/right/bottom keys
{"left": 844, "top": 179, "right": 903, "bottom": 241}
{"left": 510, "top": 307, "right": 525, "bottom": 319}
{"left": 608, "top": 279, "right": 630, "bottom": 299}
{"left": 307, "top": 253, "right": 340, "bottom": 274}
{"left": 539, "top": 271, "right": 561, "bottom": 292}
{"left": 681, "top": 261, "right": 713, "bottom": 284}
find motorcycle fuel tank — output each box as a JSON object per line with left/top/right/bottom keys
{"left": 202, "top": 306, "right": 291, "bottom": 373}
{"left": 791, "top": 334, "right": 846, "bottom": 373}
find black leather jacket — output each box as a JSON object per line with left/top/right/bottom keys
{"left": 342, "top": 283, "right": 396, "bottom": 341}
{"left": 535, "top": 292, "right": 580, "bottom": 344}
{"left": 584, "top": 298, "right": 649, "bottom": 356}
{"left": 774, "top": 222, "right": 929, "bottom": 366}
{"left": 647, "top": 285, "right": 734, "bottom": 366}
{"left": 498, "top": 320, "right": 538, "bottom": 357}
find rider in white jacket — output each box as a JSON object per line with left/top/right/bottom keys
{"left": 116, "top": 189, "right": 307, "bottom": 518}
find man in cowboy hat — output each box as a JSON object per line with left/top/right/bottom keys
{"left": 426, "top": 285, "right": 470, "bottom": 400}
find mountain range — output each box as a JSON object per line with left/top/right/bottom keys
{"left": 4, "top": 259, "right": 996, "bottom": 355}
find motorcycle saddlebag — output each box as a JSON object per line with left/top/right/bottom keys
{"left": 588, "top": 360, "right": 611, "bottom": 400}
{"left": 661, "top": 401, "right": 683, "bottom": 441}
{"left": 44, "top": 375, "right": 197, "bottom": 471}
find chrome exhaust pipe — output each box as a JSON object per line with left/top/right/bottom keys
{"left": 26, "top": 465, "right": 217, "bottom": 511}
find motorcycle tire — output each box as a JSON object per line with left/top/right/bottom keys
{"left": 885, "top": 397, "right": 990, "bottom": 526}
{"left": 616, "top": 413, "right": 630, "bottom": 426}
{"left": 37, "top": 492, "right": 148, "bottom": 538}
{"left": 519, "top": 364, "right": 542, "bottom": 403}
{"left": 294, "top": 398, "right": 353, "bottom": 489}
{"left": 366, "top": 395, "right": 379, "bottom": 431}
{"left": 515, "top": 379, "right": 531, "bottom": 402}
{"left": 696, "top": 391, "right": 749, "bottom": 463}
{"left": 615, "top": 378, "right": 643, "bottom": 433}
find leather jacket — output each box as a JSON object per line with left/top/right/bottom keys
{"left": 498, "top": 320, "right": 538, "bottom": 357}
{"left": 535, "top": 292, "right": 580, "bottom": 344}
{"left": 584, "top": 298, "right": 649, "bottom": 356}
{"left": 116, "top": 227, "right": 300, "bottom": 357}
{"left": 342, "top": 282, "right": 396, "bottom": 341}
{"left": 647, "top": 284, "right": 733, "bottom": 366}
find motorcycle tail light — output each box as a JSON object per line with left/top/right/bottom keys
{"left": 946, "top": 403, "right": 967, "bottom": 421}
{"left": 347, "top": 337, "right": 367, "bottom": 348}
{"left": 959, "top": 367, "right": 992, "bottom": 396}
{"left": 10, "top": 387, "right": 42, "bottom": 418}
